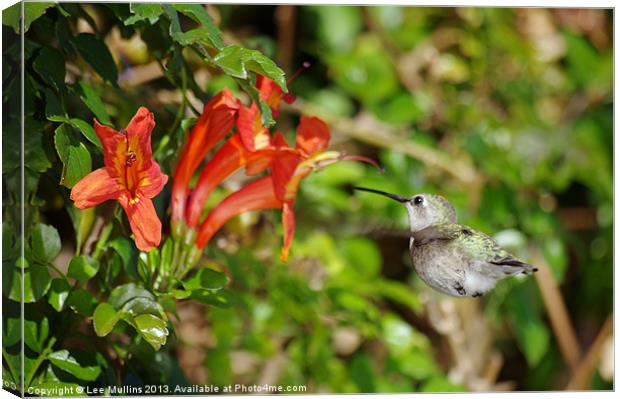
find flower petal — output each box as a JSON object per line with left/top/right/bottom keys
{"left": 137, "top": 162, "right": 169, "bottom": 199}
{"left": 119, "top": 196, "right": 162, "bottom": 252}
{"left": 237, "top": 103, "right": 271, "bottom": 152}
{"left": 183, "top": 89, "right": 240, "bottom": 174}
{"left": 186, "top": 135, "right": 247, "bottom": 228}
{"left": 70, "top": 167, "right": 123, "bottom": 209}
{"left": 195, "top": 176, "right": 282, "bottom": 248}
{"left": 245, "top": 152, "right": 273, "bottom": 176}
{"left": 296, "top": 116, "right": 330, "bottom": 156}
{"left": 125, "top": 107, "right": 155, "bottom": 171}
{"left": 94, "top": 119, "right": 126, "bottom": 175}
{"left": 171, "top": 89, "right": 239, "bottom": 223}
{"left": 271, "top": 151, "right": 301, "bottom": 202}
{"left": 257, "top": 75, "right": 283, "bottom": 117}
{"left": 280, "top": 201, "right": 295, "bottom": 262}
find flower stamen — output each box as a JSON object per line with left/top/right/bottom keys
{"left": 126, "top": 151, "right": 137, "bottom": 166}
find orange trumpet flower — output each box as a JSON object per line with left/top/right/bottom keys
{"left": 170, "top": 89, "right": 239, "bottom": 234}
{"left": 70, "top": 107, "right": 168, "bottom": 251}
{"left": 184, "top": 103, "right": 297, "bottom": 228}
{"left": 194, "top": 115, "right": 380, "bottom": 261}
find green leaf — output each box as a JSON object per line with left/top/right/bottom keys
{"left": 214, "top": 45, "right": 261, "bottom": 79}
{"left": 66, "top": 288, "right": 97, "bottom": 317}
{"left": 48, "top": 115, "right": 100, "bottom": 149}
{"left": 48, "top": 278, "right": 71, "bottom": 312}
{"left": 213, "top": 45, "right": 287, "bottom": 91}
{"left": 109, "top": 238, "right": 138, "bottom": 279}
{"left": 108, "top": 283, "right": 154, "bottom": 309}
{"left": 48, "top": 350, "right": 101, "bottom": 382}
{"left": 133, "top": 314, "right": 168, "bottom": 351}
{"left": 341, "top": 237, "right": 381, "bottom": 278}
{"left": 73, "top": 33, "right": 118, "bottom": 84}
{"left": 121, "top": 296, "right": 167, "bottom": 320}
{"left": 508, "top": 288, "right": 550, "bottom": 367}
{"left": 75, "top": 81, "right": 111, "bottom": 124}
{"left": 4, "top": 351, "right": 37, "bottom": 388}
{"left": 136, "top": 252, "right": 151, "bottom": 285}
{"left": 183, "top": 268, "right": 229, "bottom": 291}
{"left": 3, "top": 223, "right": 16, "bottom": 260}
{"left": 171, "top": 289, "right": 192, "bottom": 299}
{"left": 311, "top": 5, "right": 362, "bottom": 52}
{"left": 30, "top": 224, "right": 61, "bottom": 264}
{"left": 327, "top": 36, "right": 399, "bottom": 104}
{"left": 2, "top": 120, "right": 20, "bottom": 173}
{"left": 542, "top": 237, "right": 568, "bottom": 283}
{"left": 45, "top": 88, "right": 67, "bottom": 120}
{"left": 66, "top": 206, "right": 96, "bottom": 254}
{"left": 174, "top": 28, "right": 222, "bottom": 47}
{"left": 375, "top": 280, "right": 423, "bottom": 313}
{"left": 67, "top": 255, "right": 100, "bottom": 284}
{"left": 350, "top": 353, "right": 376, "bottom": 392}
{"left": 190, "top": 288, "right": 234, "bottom": 308}
{"left": 163, "top": 5, "right": 223, "bottom": 50}
{"left": 11, "top": 264, "right": 53, "bottom": 303}
{"left": 421, "top": 376, "right": 465, "bottom": 392}
{"left": 24, "top": 315, "right": 49, "bottom": 353}
{"left": 124, "top": 3, "right": 163, "bottom": 25}
{"left": 258, "top": 99, "right": 275, "bottom": 128}
{"left": 33, "top": 46, "right": 66, "bottom": 92}
{"left": 3, "top": 2, "right": 55, "bottom": 33}
{"left": 4, "top": 317, "right": 20, "bottom": 347}
{"left": 24, "top": 126, "right": 52, "bottom": 173}
{"left": 66, "top": 118, "right": 99, "bottom": 148}
{"left": 3, "top": 262, "right": 17, "bottom": 299}
{"left": 172, "top": 4, "right": 224, "bottom": 49}
{"left": 516, "top": 318, "right": 550, "bottom": 367}
{"left": 54, "top": 124, "right": 92, "bottom": 188}
{"left": 92, "top": 303, "right": 120, "bottom": 337}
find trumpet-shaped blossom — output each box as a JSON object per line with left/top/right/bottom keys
{"left": 194, "top": 115, "right": 379, "bottom": 261}
{"left": 70, "top": 107, "right": 168, "bottom": 251}
{"left": 177, "top": 70, "right": 308, "bottom": 230}
{"left": 170, "top": 89, "right": 239, "bottom": 231}
{"left": 185, "top": 103, "right": 297, "bottom": 228}
{"left": 194, "top": 176, "right": 282, "bottom": 249}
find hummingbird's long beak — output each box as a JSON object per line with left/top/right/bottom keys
{"left": 354, "top": 187, "right": 408, "bottom": 203}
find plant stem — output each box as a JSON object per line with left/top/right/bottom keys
{"left": 531, "top": 246, "right": 581, "bottom": 370}
{"left": 24, "top": 336, "right": 57, "bottom": 389}
{"left": 92, "top": 222, "right": 114, "bottom": 260}
{"left": 174, "top": 229, "right": 199, "bottom": 281}
{"left": 169, "top": 239, "right": 182, "bottom": 281}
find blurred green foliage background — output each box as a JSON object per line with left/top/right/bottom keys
{"left": 202, "top": 5, "right": 612, "bottom": 392}
{"left": 2, "top": 3, "right": 613, "bottom": 394}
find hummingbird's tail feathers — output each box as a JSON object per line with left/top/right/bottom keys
{"left": 491, "top": 258, "right": 537, "bottom": 275}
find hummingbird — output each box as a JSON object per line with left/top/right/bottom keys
{"left": 354, "top": 187, "right": 537, "bottom": 297}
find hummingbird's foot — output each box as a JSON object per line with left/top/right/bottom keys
{"left": 454, "top": 283, "right": 466, "bottom": 296}
{"left": 472, "top": 292, "right": 484, "bottom": 297}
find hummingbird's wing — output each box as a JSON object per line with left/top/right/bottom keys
{"left": 412, "top": 224, "right": 537, "bottom": 275}
{"left": 411, "top": 223, "right": 471, "bottom": 246}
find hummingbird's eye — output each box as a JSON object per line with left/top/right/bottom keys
{"left": 413, "top": 196, "right": 424, "bottom": 205}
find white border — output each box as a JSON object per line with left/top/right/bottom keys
{"left": 0, "top": 1, "right": 616, "bottom": 399}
